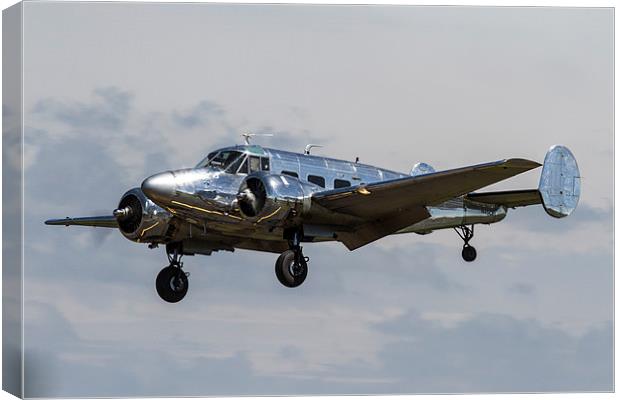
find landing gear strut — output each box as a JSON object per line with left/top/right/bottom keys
{"left": 156, "top": 244, "right": 189, "bottom": 303}
{"left": 454, "top": 225, "right": 477, "bottom": 262}
{"left": 275, "top": 230, "right": 309, "bottom": 288}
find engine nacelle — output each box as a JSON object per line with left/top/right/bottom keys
{"left": 115, "top": 188, "right": 173, "bottom": 242}
{"left": 236, "top": 172, "right": 320, "bottom": 222}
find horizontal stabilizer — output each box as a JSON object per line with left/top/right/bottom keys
{"left": 466, "top": 189, "right": 541, "bottom": 208}
{"left": 45, "top": 216, "right": 118, "bottom": 228}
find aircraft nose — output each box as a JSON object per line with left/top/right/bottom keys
{"left": 141, "top": 171, "right": 176, "bottom": 202}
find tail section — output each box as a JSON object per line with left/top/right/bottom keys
{"left": 465, "top": 145, "right": 580, "bottom": 218}
{"left": 538, "top": 145, "right": 581, "bottom": 218}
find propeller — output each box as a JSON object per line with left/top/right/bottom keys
{"left": 115, "top": 194, "right": 143, "bottom": 233}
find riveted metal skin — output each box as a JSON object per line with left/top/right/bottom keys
{"left": 237, "top": 172, "right": 324, "bottom": 222}
{"left": 399, "top": 198, "right": 507, "bottom": 235}
{"left": 46, "top": 143, "right": 580, "bottom": 255}
{"left": 137, "top": 145, "right": 521, "bottom": 246}
{"left": 410, "top": 162, "right": 436, "bottom": 177}
{"left": 538, "top": 145, "right": 581, "bottom": 218}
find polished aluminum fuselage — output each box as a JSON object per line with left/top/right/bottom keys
{"left": 140, "top": 145, "right": 507, "bottom": 255}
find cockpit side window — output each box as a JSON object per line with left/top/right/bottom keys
{"left": 238, "top": 157, "right": 249, "bottom": 174}
{"left": 227, "top": 154, "right": 246, "bottom": 173}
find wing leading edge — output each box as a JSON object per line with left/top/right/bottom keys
{"left": 45, "top": 216, "right": 118, "bottom": 228}
{"left": 312, "top": 158, "right": 541, "bottom": 249}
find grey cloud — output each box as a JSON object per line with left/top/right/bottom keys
{"left": 32, "top": 86, "right": 132, "bottom": 132}
{"left": 172, "top": 100, "right": 225, "bottom": 128}
{"left": 503, "top": 202, "right": 612, "bottom": 234}
{"left": 373, "top": 310, "right": 613, "bottom": 393}
{"left": 507, "top": 282, "right": 536, "bottom": 296}
{"left": 19, "top": 4, "right": 613, "bottom": 395}
{"left": 23, "top": 302, "right": 374, "bottom": 397}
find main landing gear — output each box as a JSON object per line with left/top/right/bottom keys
{"left": 156, "top": 244, "right": 189, "bottom": 303}
{"left": 454, "top": 225, "right": 477, "bottom": 262}
{"left": 275, "top": 230, "right": 309, "bottom": 288}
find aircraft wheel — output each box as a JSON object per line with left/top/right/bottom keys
{"left": 156, "top": 266, "right": 189, "bottom": 303}
{"left": 275, "top": 249, "right": 308, "bottom": 288}
{"left": 461, "top": 245, "right": 477, "bottom": 262}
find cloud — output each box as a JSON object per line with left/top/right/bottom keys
{"left": 507, "top": 282, "right": 536, "bottom": 296}
{"left": 504, "top": 202, "right": 612, "bottom": 234}
{"left": 21, "top": 85, "right": 612, "bottom": 397}
{"left": 172, "top": 100, "right": 225, "bottom": 128}
{"left": 32, "top": 87, "right": 132, "bottom": 132}
{"left": 373, "top": 310, "right": 613, "bottom": 393}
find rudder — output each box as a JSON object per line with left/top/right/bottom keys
{"left": 538, "top": 145, "right": 581, "bottom": 218}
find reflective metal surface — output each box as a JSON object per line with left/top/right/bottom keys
{"left": 399, "top": 198, "right": 507, "bottom": 234}
{"left": 410, "top": 162, "right": 436, "bottom": 176}
{"left": 46, "top": 143, "right": 581, "bottom": 255}
{"left": 115, "top": 188, "right": 174, "bottom": 243}
{"left": 538, "top": 145, "right": 581, "bottom": 218}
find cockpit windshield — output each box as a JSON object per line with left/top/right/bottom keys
{"left": 195, "top": 148, "right": 270, "bottom": 174}
{"left": 196, "top": 150, "right": 244, "bottom": 171}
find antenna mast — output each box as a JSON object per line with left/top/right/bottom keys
{"left": 241, "top": 132, "right": 274, "bottom": 145}
{"left": 304, "top": 144, "right": 323, "bottom": 155}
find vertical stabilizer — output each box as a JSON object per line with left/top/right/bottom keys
{"left": 538, "top": 145, "right": 581, "bottom": 218}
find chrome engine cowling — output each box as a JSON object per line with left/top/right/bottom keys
{"left": 236, "top": 173, "right": 319, "bottom": 222}
{"left": 115, "top": 188, "right": 173, "bottom": 242}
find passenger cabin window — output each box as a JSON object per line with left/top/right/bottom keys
{"left": 249, "top": 156, "right": 261, "bottom": 173}
{"left": 261, "top": 157, "right": 270, "bottom": 171}
{"left": 334, "top": 179, "right": 351, "bottom": 189}
{"left": 308, "top": 175, "right": 326, "bottom": 188}
{"left": 282, "top": 171, "right": 298, "bottom": 178}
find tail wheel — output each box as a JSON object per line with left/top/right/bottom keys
{"left": 156, "top": 266, "right": 189, "bottom": 303}
{"left": 275, "top": 249, "right": 308, "bottom": 288}
{"left": 461, "top": 245, "right": 477, "bottom": 262}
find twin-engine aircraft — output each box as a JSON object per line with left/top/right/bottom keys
{"left": 46, "top": 136, "right": 581, "bottom": 303}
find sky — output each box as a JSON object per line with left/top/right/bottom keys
{"left": 6, "top": 3, "right": 614, "bottom": 397}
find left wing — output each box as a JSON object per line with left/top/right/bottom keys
{"left": 312, "top": 158, "right": 541, "bottom": 249}
{"left": 45, "top": 216, "right": 118, "bottom": 228}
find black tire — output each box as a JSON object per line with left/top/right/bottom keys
{"left": 275, "top": 250, "right": 308, "bottom": 288}
{"left": 462, "top": 245, "right": 477, "bottom": 262}
{"left": 156, "top": 266, "right": 189, "bottom": 303}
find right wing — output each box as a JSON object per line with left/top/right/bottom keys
{"left": 312, "top": 158, "right": 541, "bottom": 249}
{"left": 45, "top": 216, "right": 118, "bottom": 228}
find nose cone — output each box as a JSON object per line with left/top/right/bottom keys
{"left": 141, "top": 172, "right": 176, "bottom": 203}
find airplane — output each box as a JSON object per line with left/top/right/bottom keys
{"left": 45, "top": 135, "right": 581, "bottom": 303}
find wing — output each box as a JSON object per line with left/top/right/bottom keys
{"left": 45, "top": 216, "right": 118, "bottom": 228}
{"left": 466, "top": 189, "right": 542, "bottom": 208}
{"left": 312, "top": 158, "right": 541, "bottom": 250}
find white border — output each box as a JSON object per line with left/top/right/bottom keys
{"left": 0, "top": 1, "right": 615, "bottom": 400}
